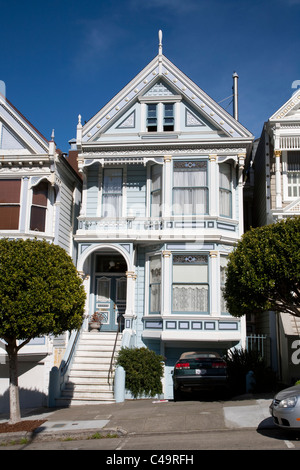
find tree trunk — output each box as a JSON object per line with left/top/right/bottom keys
{"left": 6, "top": 339, "right": 21, "bottom": 424}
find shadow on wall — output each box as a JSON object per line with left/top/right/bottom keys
{"left": 0, "top": 387, "right": 48, "bottom": 414}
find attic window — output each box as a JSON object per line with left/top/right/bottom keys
{"left": 163, "top": 103, "right": 174, "bottom": 131}
{"left": 147, "top": 104, "right": 157, "bottom": 132}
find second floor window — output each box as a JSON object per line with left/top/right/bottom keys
{"left": 219, "top": 163, "right": 232, "bottom": 217}
{"left": 0, "top": 179, "right": 21, "bottom": 230}
{"left": 30, "top": 181, "right": 48, "bottom": 232}
{"left": 151, "top": 164, "right": 162, "bottom": 217}
{"left": 102, "top": 168, "right": 123, "bottom": 218}
{"left": 287, "top": 151, "right": 300, "bottom": 197}
{"left": 173, "top": 161, "right": 208, "bottom": 215}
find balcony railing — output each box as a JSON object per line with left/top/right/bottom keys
{"left": 77, "top": 216, "right": 238, "bottom": 235}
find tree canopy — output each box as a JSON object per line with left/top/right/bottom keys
{"left": 0, "top": 238, "right": 85, "bottom": 341}
{"left": 0, "top": 238, "right": 86, "bottom": 423}
{"left": 223, "top": 217, "right": 300, "bottom": 318}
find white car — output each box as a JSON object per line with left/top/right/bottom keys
{"left": 269, "top": 384, "right": 300, "bottom": 429}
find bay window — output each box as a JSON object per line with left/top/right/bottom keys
{"left": 173, "top": 161, "right": 208, "bottom": 215}
{"left": 172, "top": 255, "right": 208, "bottom": 313}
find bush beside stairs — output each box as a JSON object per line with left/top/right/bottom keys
{"left": 56, "top": 331, "right": 122, "bottom": 406}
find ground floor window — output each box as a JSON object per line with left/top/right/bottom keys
{"left": 149, "top": 255, "right": 161, "bottom": 314}
{"left": 172, "top": 254, "right": 208, "bottom": 313}
{"left": 220, "top": 255, "right": 228, "bottom": 313}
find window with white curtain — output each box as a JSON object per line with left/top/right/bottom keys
{"left": 287, "top": 151, "right": 300, "bottom": 197}
{"left": 149, "top": 255, "right": 161, "bottom": 314}
{"left": 220, "top": 255, "right": 228, "bottom": 313}
{"left": 219, "top": 163, "right": 232, "bottom": 218}
{"left": 151, "top": 164, "right": 162, "bottom": 217}
{"left": 173, "top": 161, "right": 208, "bottom": 215}
{"left": 172, "top": 255, "right": 208, "bottom": 313}
{"left": 102, "top": 168, "right": 123, "bottom": 217}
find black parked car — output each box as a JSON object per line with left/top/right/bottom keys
{"left": 172, "top": 351, "right": 229, "bottom": 401}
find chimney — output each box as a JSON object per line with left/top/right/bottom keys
{"left": 232, "top": 72, "right": 239, "bottom": 120}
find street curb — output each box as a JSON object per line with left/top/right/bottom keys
{"left": 0, "top": 427, "right": 127, "bottom": 444}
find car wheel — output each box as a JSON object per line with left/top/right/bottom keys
{"left": 173, "top": 388, "right": 182, "bottom": 402}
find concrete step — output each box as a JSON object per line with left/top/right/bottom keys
{"left": 56, "top": 330, "right": 122, "bottom": 406}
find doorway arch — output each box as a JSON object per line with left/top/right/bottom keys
{"left": 77, "top": 244, "right": 135, "bottom": 332}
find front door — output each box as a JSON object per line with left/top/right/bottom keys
{"left": 95, "top": 275, "right": 126, "bottom": 331}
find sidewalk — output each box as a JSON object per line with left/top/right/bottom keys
{"left": 0, "top": 394, "right": 274, "bottom": 443}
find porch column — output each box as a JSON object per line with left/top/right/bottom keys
{"left": 162, "top": 250, "right": 172, "bottom": 315}
{"left": 238, "top": 154, "right": 246, "bottom": 237}
{"left": 124, "top": 270, "right": 136, "bottom": 329}
{"left": 209, "top": 154, "right": 218, "bottom": 216}
{"left": 274, "top": 150, "right": 282, "bottom": 209}
{"left": 163, "top": 155, "right": 172, "bottom": 217}
{"left": 78, "top": 272, "right": 91, "bottom": 331}
{"left": 209, "top": 250, "right": 218, "bottom": 317}
{"left": 79, "top": 167, "right": 88, "bottom": 218}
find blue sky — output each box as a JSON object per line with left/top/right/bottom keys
{"left": 1, "top": 0, "right": 300, "bottom": 151}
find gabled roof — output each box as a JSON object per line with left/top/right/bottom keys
{"left": 80, "top": 53, "right": 253, "bottom": 143}
{"left": 0, "top": 92, "right": 49, "bottom": 154}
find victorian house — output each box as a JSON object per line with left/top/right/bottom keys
{"left": 252, "top": 91, "right": 300, "bottom": 385}
{"left": 0, "top": 91, "right": 82, "bottom": 411}
{"left": 57, "top": 34, "right": 254, "bottom": 403}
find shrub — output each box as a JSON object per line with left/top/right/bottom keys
{"left": 116, "top": 347, "right": 164, "bottom": 399}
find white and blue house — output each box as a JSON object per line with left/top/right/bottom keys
{"left": 65, "top": 33, "right": 254, "bottom": 402}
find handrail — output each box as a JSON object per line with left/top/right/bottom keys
{"left": 59, "top": 328, "right": 81, "bottom": 388}
{"left": 108, "top": 315, "right": 122, "bottom": 384}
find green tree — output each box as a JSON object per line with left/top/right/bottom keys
{"left": 223, "top": 217, "right": 300, "bottom": 318}
{"left": 0, "top": 239, "right": 86, "bottom": 423}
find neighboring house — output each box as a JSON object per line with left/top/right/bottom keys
{"left": 0, "top": 92, "right": 82, "bottom": 412}
{"left": 251, "top": 91, "right": 300, "bottom": 384}
{"left": 66, "top": 34, "right": 254, "bottom": 402}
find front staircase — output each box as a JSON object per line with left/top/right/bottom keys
{"left": 56, "top": 331, "right": 122, "bottom": 406}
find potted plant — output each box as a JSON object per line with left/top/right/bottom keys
{"left": 89, "top": 312, "right": 106, "bottom": 332}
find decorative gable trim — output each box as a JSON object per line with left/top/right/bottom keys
{"left": 0, "top": 94, "right": 49, "bottom": 154}
{"left": 185, "top": 109, "right": 205, "bottom": 127}
{"left": 80, "top": 54, "right": 253, "bottom": 144}
{"left": 269, "top": 92, "right": 300, "bottom": 122}
{"left": 117, "top": 110, "right": 136, "bottom": 129}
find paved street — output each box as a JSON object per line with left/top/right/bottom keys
{"left": 1, "top": 394, "right": 300, "bottom": 451}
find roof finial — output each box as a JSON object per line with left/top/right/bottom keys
{"left": 158, "top": 30, "right": 163, "bottom": 56}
